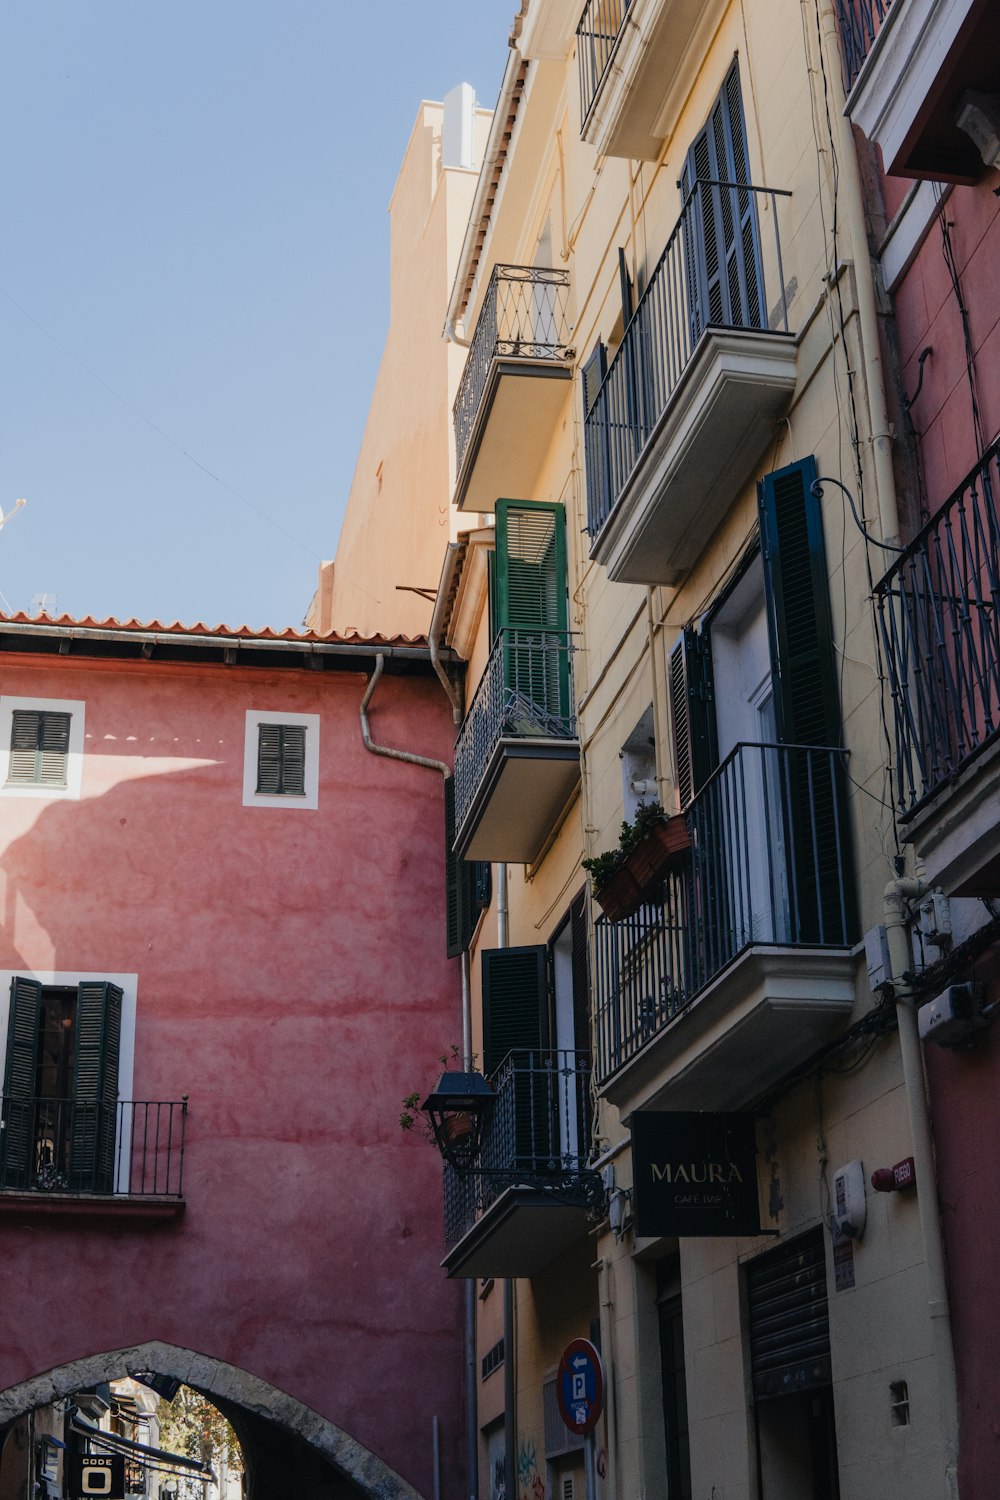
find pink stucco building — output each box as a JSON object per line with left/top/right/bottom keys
{"left": 0, "top": 611, "right": 464, "bottom": 1500}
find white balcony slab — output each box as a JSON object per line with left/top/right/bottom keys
{"left": 600, "top": 947, "right": 856, "bottom": 1115}
{"left": 520, "top": 0, "right": 579, "bottom": 60}
{"left": 443, "top": 1187, "right": 591, "bottom": 1278}
{"left": 455, "top": 359, "right": 573, "bottom": 514}
{"left": 590, "top": 329, "right": 797, "bottom": 586}
{"left": 456, "top": 737, "right": 580, "bottom": 863}
{"left": 902, "top": 732, "right": 1000, "bottom": 897}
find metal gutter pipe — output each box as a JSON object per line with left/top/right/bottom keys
{"left": 359, "top": 653, "right": 451, "bottom": 776}
{"left": 883, "top": 876, "right": 960, "bottom": 1498}
{"left": 0, "top": 619, "right": 447, "bottom": 662}
{"left": 430, "top": 543, "right": 465, "bottom": 724}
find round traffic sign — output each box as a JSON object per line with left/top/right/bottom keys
{"left": 556, "top": 1337, "right": 604, "bottom": 1435}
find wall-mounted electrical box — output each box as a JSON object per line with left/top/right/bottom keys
{"left": 832, "top": 1159, "right": 867, "bottom": 1240}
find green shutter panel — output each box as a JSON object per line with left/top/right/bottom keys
{"left": 69, "top": 981, "right": 122, "bottom": 1192}
{"left": 279, "top": 725, "right": 306, "bottom": 795}
{"left": 481, "top": 946, "right": 550, "bottom": 1078}
{"left": 444, "top": 777, "right": 481, "bottom": 958}
{"left": 759, "top": 457, "right": 855, "bottom": 945}
{"left": 1, "top": 977, "right": 42, "bottom": 1188}
{"left": 669, "top": 626, "right": 718, "bottom": 808}
{"left": 256, "top": 724, "right": 282, "bottom": 793}
{"left": 582, "top": 341, "right": 611, "bottom": 536}
{"left": 569, "top": 893, "right": 591, "bottom": 1056}
{"left": 495, "top": 500, "right": 570, "bottom": 726}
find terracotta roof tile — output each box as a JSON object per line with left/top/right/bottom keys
{"left": 0, "top": 610, "right": 429, "bottom": 649}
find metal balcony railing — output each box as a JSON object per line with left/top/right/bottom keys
{"left": 594, "top": 742, "right": 853, "bottom": 1083}
{"left": 577, "top": 0, "right": 632, "bottom": 131}
{"left": 453, "top": 265, "right": 572, "bottom": 475}
{"left": 442, "top": 1049, "right": 596, "bottom": 1249}
{"left": 874, "top": 436, "right": 1000, "bottom": 816}
{"left": 0, "top": 1096, "right": 187, "bottom": 1197}
{"left": 835, "top": 0, "right": 896, "bottom": 91}
{"left": 453, "top": 628, "right": 576, "bottom": 835}
{"left": 585, "top": 180, "right": 791, "bottom": 542}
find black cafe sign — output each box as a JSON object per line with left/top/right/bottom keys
{"left": 631, "top": 1111, "right": 762, "bottom": 1237}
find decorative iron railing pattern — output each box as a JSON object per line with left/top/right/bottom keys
{"left": 874, "top": 437, "right": 1000, "bottom": 816}
{"left": 585, "top": 180, "right": 791, "bottom": 542}
{"left": 0, "top": 1096, "right": 187, "bottom": 1197}
{"left": 453, "top": 628, "right": 576, "bottom": 835}
{"left": 443, "top": 1049, "right": 596, "bottom": 1248}
{"left": 453, "top": 265, "right": 572, "bottom": 475}
{"left": 577, "top": 0, "right": 632, "bottom": 130}
{"left": 835, "top": 0, "right": 895, "bottom": 92}
{"left": 594, "top": 742, "right": 853, "bottom": 1082}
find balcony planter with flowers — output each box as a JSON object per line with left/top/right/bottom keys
{"left": 583, "top": 802, "right": 690, "bottom": 921}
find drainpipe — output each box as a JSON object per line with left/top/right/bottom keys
{"left": 814, "top": 0, "right": 901, "bottom": 547}
{"left": 430, "top": 545, "right": 465, "bottom": 725}
{"left": 495, "top": 860, "right": 515, "bottom": 1500}
{"left": 359, "top": 654, "right": 451, "bottom": 776}
{"left": 462, "top": 947, "right": 479, "bottom": 1500}
{"left": 883, "top": 876, "right": 960, "bottom": 1498}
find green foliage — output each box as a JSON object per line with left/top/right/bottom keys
{"left": 156, "top": 1387, "right": 242, "bottom": 1475}
{"left": 399, "top": 1045, "right": 475, "bottom": 1135}
{"left": 582, "top": 800, "right": 668, "bottom": 893}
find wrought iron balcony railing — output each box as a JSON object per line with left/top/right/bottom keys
{"left": 453, "top": 265, "right": 572, "bottom": 475}
{"left": 0, "top": 1096, "right": 187, "bottom": 1197}
{"left": 577, "top": 0, "right": 632, "bottom": 131}
{"left": 835, "top": 0, "right": 895, "bottom": 91}
{"left": 442, "top": 1049, "right": 598, "bottom": 1249}
{"left": 453, "top": 628, "right": 576, "bottom": 835}
{"left": 585, "top": 179, "right": 791, "bottom": 543}
{"left": 594, "top": 742, "right": 853, "bottom": 1083}
{"left": 874, "top": 436, "right": 1000, "bottom": 817}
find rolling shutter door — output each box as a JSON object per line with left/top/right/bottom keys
{"left": 746, "top": 1229, "right": 831, "bottom": 1400}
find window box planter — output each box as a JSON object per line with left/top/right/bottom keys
{"left": 590, "top": 813, "right": 691, "bottom": 920}
{"left": 592, "top": 861, "right": 647, "bottom": 922}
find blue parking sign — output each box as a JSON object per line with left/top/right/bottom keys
{"left": 556, "top": 1338, "right": 604, "bottom": 1435}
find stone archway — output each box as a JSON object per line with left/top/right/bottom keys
{"left": 0, "top": 1341, "right": 426, "bottom": 1500}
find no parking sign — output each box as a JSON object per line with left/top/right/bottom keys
{"left": 68, "top": 1453, "right": 125, "bottom": 1498}
{"left": 556, "top": 1337, "right": 604, "bottom": 1435}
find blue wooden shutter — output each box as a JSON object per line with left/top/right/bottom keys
{"left": 70, "top": 981, "right": 122, "bottom": 1191}
{"left": 681, "top": 59, "right": 764, "bottom": 339}
{"left": 1, "top": 977, "right": 42, "bottom": 1187}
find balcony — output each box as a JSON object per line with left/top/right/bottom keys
{"left": 839, "top": 0, "right": 1000, "bottom": 180}
{"left": 453, "top": 628, "right": 579, "bottom": 863}
{"left": 441, "top": 1050, "right": 600, "bottom": 1278}
{"left": 874, "top": 437, "right": 1000, "bottom": 894}
{"left": 593, "top": 743, "right": 856, "bottom": 1113}
{"left": 453, "top": 265, "right": 573, "bottom": 514}
{"left": 577, "top": 0, "right": 728, "bottom": 159}
{"left": 0, "top": 1096, "right": 187, "bottom": 1226}
{"left": 585, "top": 181, "right": 797, "bottom": 587}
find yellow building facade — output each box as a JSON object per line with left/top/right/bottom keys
{"left": 326, "top": 4, "right": 963, "bottom": 1498}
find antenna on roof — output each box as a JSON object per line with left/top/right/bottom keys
{"left": 0, "top": 498, "right": 26, "bottom": 533}
{"left": 30, "top": 592, "right": 57, "bottom": 618}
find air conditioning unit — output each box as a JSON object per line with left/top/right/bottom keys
{"left": 918, "top": 983, "right": 990, "bottom": 1048}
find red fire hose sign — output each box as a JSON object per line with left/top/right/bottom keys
{"left": 556, "top": 1338, "right": 604, "bottom": 1435}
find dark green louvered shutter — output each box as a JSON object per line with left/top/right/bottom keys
{"left": 7, "top": 710, "right": 71, "bottom": 786}
{"left": 569, "top": 893, "right": 591, "bottom": 1055}
{"left": 495, "top": 500, "right": 570, "bottom": 724}
{"left": 669, "top": 625, "right": 719, "bottom": 807}
{"left": 256, "top": 724, "right": 306, "bottom": 795}
{"left": 482, "top": 945, "right": 551, "bottom": 1168}
{"left": 1, "top": 977, "right": 42, "bottom": 1188}
{"left": 69, "top": 981, "right": 122, "bottom": 1192}
{"left": 444, "top": 776, "right": 485, "bottom": 958}
{"left": 759, "top": 457, "right": 854, "bottom": 944}
{"left": 681, "top": 60, "right": 764, "bottom": 340}
{"left": 582, "top": 341, "right": 610, "bottom": 535}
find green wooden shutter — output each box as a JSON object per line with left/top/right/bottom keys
{"left": 495, "top": 500, "right": 570, "bottom": 725}
{"left": 7, "top": 710, "right": 70, "bottom": 786}
{"left": 570, "top": 892, "right": 591, "bottom": 1056}
{"left": 444, "top": 776, "right": 483, "bottom": 958}
{"left": 1, "top": 977, "right": 42, "bottom": 1187}
{"left": 582, "top": 341, "right": 611, "bottom": 536}
{"left": 759, "top": 457, "right": 854, "bottom": 944}
{"left": 481, "top": 946, "right": 550, "bottom": 1078}
{"left": 257, "top": 724, "right": 306, "bottom": 795}
{"left": 669, "top": 626, "right": 719, "bottom": 808}
{"left": 681, "top": 59, "right": 763, "bottom": 338}
{"left": 70, "top": 981, "right": 122, "bottom": 1192}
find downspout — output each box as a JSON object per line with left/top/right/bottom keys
{"left": 462, "top": 947, "right": 479, "bottom": 1500}
{"left": 359, "top": 654, "right": 451, "bottom": 776}
{"left": 496, "top": 861, "right": 515, "bottom": 1500}
{"left": 883, "top": 876, "right": 960, "bottom": 1499}
{"left": 814, "top": 0, "right": 901, "bottom": 546}
{"left": 430, "top": 544, "right": 465, "bottom": 725}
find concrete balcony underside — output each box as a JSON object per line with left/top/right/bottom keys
{"left": 454, "top": 360, "right": 572, "bottom": 514}
{"left": 591, "top": 329, "right": 797, "bottom": 586}
{"left": 0, "top": 1191, "right": 185, "bottom": 1228}
{"left": 443, "top": 1185, "right": 592, "bottom": 1279}
{"left": 582, "top": 0, "right": 728, "bottom": 160}
{"left": 846, "top": 0, "right": 998, "bottom": 181}
{"left": 902, "top": 732, "right": 1000, "bottom": 896}
{"left": 455, "top": 736, "right": 580, "bottom": 863}
{"left": 600, "top": 946, "right": 856, "bottom": 1117}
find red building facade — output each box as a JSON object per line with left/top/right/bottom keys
{"left": 0, "top": 613, "right": 464, "bottom": 1499}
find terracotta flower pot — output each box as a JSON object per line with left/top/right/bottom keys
{"left": 592, "top": 862, "right": 646, "bottom": 922}
{"left": 625, "top": 816, "right": 691, "bottom": 891}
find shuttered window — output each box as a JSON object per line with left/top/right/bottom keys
{"left": 746, "top": 1229, "right": 832, "bottom": 1400}
{"left": 669, "top": 625, "right": 718, "bottom": 808}
{"left": 444, "top": 776, "right": 491, "bottom": 958}
{"left": 494, "top": 499, "right": 571, "bottom": 727}
{"left": 256, "top": 723, "right": 306, "bottom": 796}
{"left": 7, "top": 709, "right": 71, "bottom": 786}
{"left": 481, "top": 946, "right": 550, "bottom": 1078}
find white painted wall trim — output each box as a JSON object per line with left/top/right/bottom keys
{"left": 879, "top": 180, "right": 952, "bottom": 291}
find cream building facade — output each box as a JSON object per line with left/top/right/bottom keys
{"left": 326, "top": 4, "right": 964, "bottom": 1499}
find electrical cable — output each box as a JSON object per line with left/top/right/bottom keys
{"left": 811, "top": 476, "right": 903, "bottom": 553}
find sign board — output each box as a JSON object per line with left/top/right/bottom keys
{"left": 556, "top": 1338, "right": 603, "bottom": 1435}
{"left": 69, "top": 1454, "right": 126, "bottom": 1498}
{"left": 631, "top": 1111, "right": 762, "bottom": 1237}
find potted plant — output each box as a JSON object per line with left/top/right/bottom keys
{"left": 583, "top": 801, "right": 690, "bottom": 921}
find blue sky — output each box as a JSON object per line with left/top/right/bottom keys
{"left": 0, "top": 2, "right": 512, "bottom": 629}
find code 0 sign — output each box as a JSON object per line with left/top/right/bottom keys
{"left": 69, "top": 1454, "right": 126, "bottom": 1498}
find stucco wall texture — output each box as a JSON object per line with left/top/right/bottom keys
{"left": 0, "top": 654, "right": 464, "bottom": 1500}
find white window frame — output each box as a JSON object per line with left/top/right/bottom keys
{"left": 0, "top": 696, "right": 86, "bottom": 800}
{"left": 242, "top": 709, "right": 320, "bottom": 810}
{"left": 0, "top": 968, "right": 138, "bottom": 1193}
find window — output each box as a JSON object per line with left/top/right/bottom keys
{"left": 0, "top": 696, "right": 85, "bottom": 799}
{"left": 242, "top": 710, "right": 320, "bottom": 810}
{"left": 0, "top": 971, "right": 137, "bottom": 1194}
